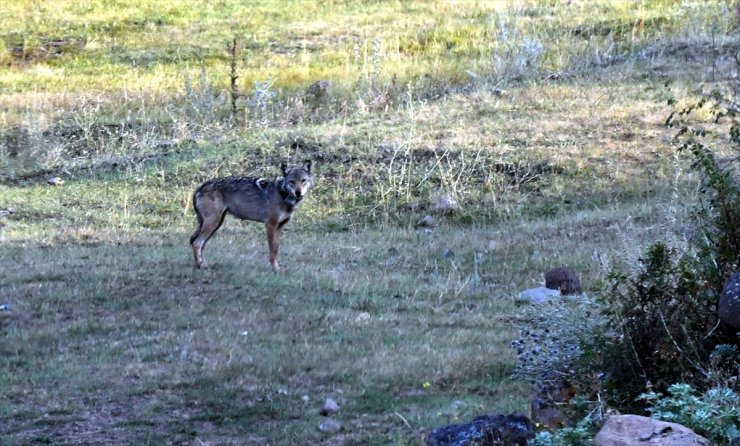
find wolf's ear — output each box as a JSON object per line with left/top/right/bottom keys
{"left": 303, "top": 160, "right": 312, "bottom": 173}
{"left": 281, "top": 162, "right": 288, "bottom": 176}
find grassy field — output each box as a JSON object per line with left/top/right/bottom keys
{"left": 1, "top": 1, "right": 738, "bottom": 445}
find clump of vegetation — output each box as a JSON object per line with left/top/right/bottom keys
{"left": 601, "top": 239, "right": 718, "bottom": 407}
{"left": 529, "top": 418, "right": 595, "bottom": 446}
{"left": 510, "top": 92, "right": 739, "bottom": 440}
{"left": 602, "top": 94, "right": 739, "bottom": 403}
{"left": 510, "top": 295, "right": 609, "bottom": 405}
{"left": 608, "top": 85, "right": 740, "bottom": 390}
{"left": 640, "top": 382, "right": 740, "bottom": 445}
{"left": 667, "top": 98, "right": 740, "bottom": 297}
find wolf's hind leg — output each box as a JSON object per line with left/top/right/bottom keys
{"left": 192, "top": 209, "right": 226, "bottom": 269}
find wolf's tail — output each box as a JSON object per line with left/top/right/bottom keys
{"left": 190, "top": 188, "right": 204, "bottom": 244}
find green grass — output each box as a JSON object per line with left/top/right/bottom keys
{"left": 1, "top": 202, "right": 681, "bottom": 445}
{"left": 1, "top": 0, "right": 738, "bottom": 444}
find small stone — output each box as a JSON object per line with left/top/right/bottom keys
{"left": 417, "top": 215, "right": 437, "bottom": 228}
{"left": 156, "top": 139, "right": 179, "bottom": 148}
{"left": 355, "top": 312, "right": 371, "bottom": 324}
{"left": 442, "top": 248, "right": 455, "bottom": 259}
{"left": 433, "top": 194, "right": 458, "bottom": 214}
{"left": 319, "top": 418, "right": 341, "bottom": 434}
{"left": 321, "top": 398, "right": 340, "bottom": 415}
{"left": 47, "top": 177, "right": 64, "bottom": 186}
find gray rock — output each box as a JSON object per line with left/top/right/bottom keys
{"left": 417, "top": 215, "right": 437, "bottom": 228}
{"left": 156, "top": 139, "right": 180, "bottom": 148}
{"left": 718, "top": 272, "right": 740, "bottom": 330}
{"left": 451, "top": 400, "right": 467, "bottom": 411}
{"left": 321, "top": 398, "right": 340, "bottom": 415}
{"left": 545, "top": 267, "right": 582, "bottom": 295}
{"left": 319, "top": 418, "right": 341, "bottom": 434}
{"left": 433, "top": 194, "right": 459, "bottom": 214}
{"left": 47, "top": 177, "right": 64, "bottom": 186}
{"left": 595, "top": 415, "right": 710, "bottom": 446}
{"left": 517, "top": 287, "right": 560, "bottom": 304}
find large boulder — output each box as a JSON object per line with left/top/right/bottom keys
{"left": 595, "top": 415, "right": 710, "bottom": 446}
{"left": 718, "top": 272, "right": 740, "bottom": 330}
{"left": 428, "top": 414, "right": 535, "bottom": 446}
{"left": 545, "top": 267, "right": 582, "bottom": 295}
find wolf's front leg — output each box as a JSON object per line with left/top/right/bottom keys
{"left": 266, "top": 221, "right": 280, "bottom": 273}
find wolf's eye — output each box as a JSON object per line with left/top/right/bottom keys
{"left": 301, "top": 179, "right": 307, "bottom": 184}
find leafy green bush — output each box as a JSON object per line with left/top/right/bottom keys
{"left": 640, "top": 383, "right": 740, "bottom": 445}
{"left": 529, "top": 418, "right": 594, "bottom": 446}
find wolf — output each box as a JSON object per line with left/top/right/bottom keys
{"left": 190, "top": 161, "right": 313, "bottom": 271}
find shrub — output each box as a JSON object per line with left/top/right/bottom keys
{"left": 510, "top": 296, "right": 606, "bottom": 385}
{"left": 601, "top": 241, "right": 718, "bottom": 407}
{"left": 666, "top": 98, "right": 740, "bottom": 297}
{"left": 509, "top": 295, "right": 612, "bottom": 420}
{"left": 509, "top": 95, "right": 739, "bottom": 436}
{"left": 528, "top": 418, "right": 594, "bottom": 446}
{"left": 598, "top": 95, "right": 739, "bottom": 407}
{"left": 640, "top": 383, "right": 740, "bottom": 445}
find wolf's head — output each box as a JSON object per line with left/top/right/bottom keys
{"left": 280, "top": 161, "right": 313, "bottom": 202}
